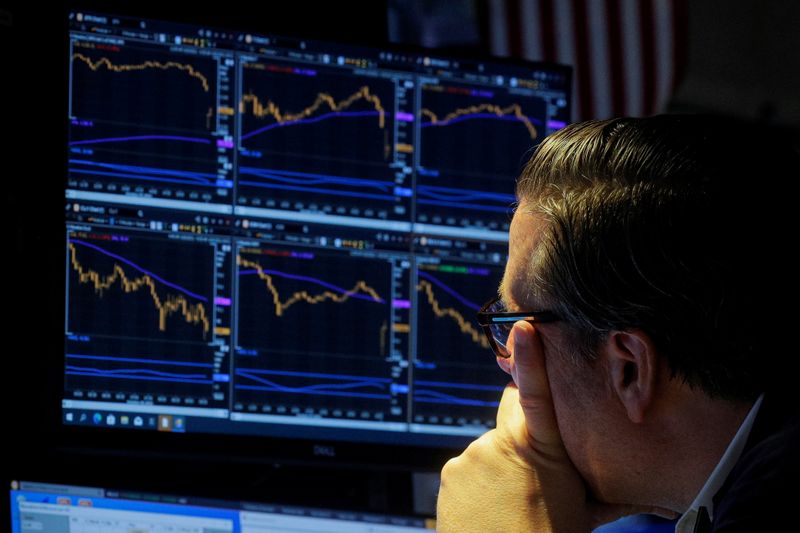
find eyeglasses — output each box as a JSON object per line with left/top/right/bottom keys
{"left": 476, "top": 295, "right": 561, "bottom": 358}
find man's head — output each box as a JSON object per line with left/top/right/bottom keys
{"left": 499, "top": 114, "right": 797, "bottom": 509}
{"left": 507, "top": 114, "right": 796, "bottom": 401}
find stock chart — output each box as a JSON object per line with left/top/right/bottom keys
{"left": 68, "top": 39, "right": 235, "bottom": 204}
{"left": 65, "top": 229, "right": 228, "bottom": 406}
{"left": 233, "top": 244, "right": 407, "bottom": 422}
{"left": 413, "top": 262, "right": 509, "bottom": 428}
{"left": 62, "top": 11, "right": 570, "bottom": 443}
{"left": 416, "top": 83, "right": 549, "bottom": 231}
{"left": 237, "top": 60, "right": 413, "bottom": 222}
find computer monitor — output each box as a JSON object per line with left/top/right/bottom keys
{"left": 59, "top": 8, "right": 571, "bottom": 463}
{"left": 9, "top": 480, "right": 434, "bottom": 532}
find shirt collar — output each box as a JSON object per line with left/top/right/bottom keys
{"left": 674, "top": 394, "right": 764, "bottom": 533}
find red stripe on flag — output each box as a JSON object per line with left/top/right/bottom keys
{"left": 507, "top": 0, "right": 524, "bottom": 57}
{"left": 539, "top": 0, "right": 556, "bottom": 62}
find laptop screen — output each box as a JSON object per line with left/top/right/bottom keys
{"left": 10, "top": 480, "right": 434, "bottom": 532}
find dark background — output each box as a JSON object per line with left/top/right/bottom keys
{"left": 2, "top": 0, "right": 799, "bottom": 524}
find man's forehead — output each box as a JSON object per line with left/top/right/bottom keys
{"left": 503, "top": 206, "right": 546, "bottom": 309}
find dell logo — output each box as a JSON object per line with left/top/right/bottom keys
{"left": 313, "top": 445, "right": 336, "bottom": 457}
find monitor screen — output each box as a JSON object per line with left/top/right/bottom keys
{"left": 62, "top": 9, "right": 571, "bottom": 450}
{"left": 10, "top": 480, "right": 434, "bottom": 532}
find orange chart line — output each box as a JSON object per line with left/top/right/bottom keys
{"left": 240, "top": 85, "right": 386, "bottom": 128}
{"left": 238, "top": 256, "right": 384, "bottom": 317}
{"left": 420, "top": 103, "right": 538, "bottom": 140}
{"left": 417, "top": 280, "right": 489, "bottom": 348}
{"left": 72, "top": 53, "right": 211, "bottom": 92}
{"left": 69, "top": 243, "right": 210, "bottom": 338}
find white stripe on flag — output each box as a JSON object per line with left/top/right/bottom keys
{"left": 586, "top": 0, "right": 613, "bottom": 119}
{"left": 489, "top": 0, "right": 511, "bottom": 57}
{"left": 553, "top": 0, "right": 579, "bottom": 121}
{"left": 620, "top": 0, "right": 644, "bottom": 116}
{"left": 520, "top": 0, "right": 544, "bottom": 60}
{"left": 653, "top": 0, "right": 674, "bottom": 113}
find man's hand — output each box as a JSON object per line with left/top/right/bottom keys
{"left": 436, "top": 321, "right": 590, "bottom": 532}
{"left": 436, "top": 321, "right": 657, "bottom": 532}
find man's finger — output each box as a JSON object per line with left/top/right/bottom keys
{"left": 507, "top": 320, "right": 562, "bottom": 449}
{"left": 495, "top": 381, "right": 522, "bottom": 425}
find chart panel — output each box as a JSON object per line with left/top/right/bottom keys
{"left": 68, "top": 37, "right": 235, "bottom": 204}
{"left": 412, "top": 260, "right": 509, "bottom": 430}
{"left": 233, "top": 242, "right": 410, "bottom": 423}
{"left": 64, "top": 226, "right": 231, "bottom": 408}
{"left": 236, "top": 57, "right": 414, "bottom": 222}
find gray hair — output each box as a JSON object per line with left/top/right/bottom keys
{"left": 514, "top": 115, "right": 796, "bottom": 401}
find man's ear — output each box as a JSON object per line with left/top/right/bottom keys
{"left": 603, "top": 329, "right": 659, "bottom": 424}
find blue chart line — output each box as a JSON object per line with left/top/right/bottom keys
{"left": 238, "top": 267, "right": 385, "bottom": 304}
{"left": 242, "top": 110, "right": 382, "bottom": 141}
{"left": 238, "top": 167, "right": 399, "bottom": 202}
{"left": 67, "top": 354, "right": 213, "bottom": 368}
{"left": 420, "top": 113, "right": 543, "bottom": 129}
{"left": 69, "top": 238, "right": 209, "bottom": 302}
{"left": 417, "top": 271, "right": 482, "bottom": 312}
{"left": 236, "top": 368, "right": 391, "bottom": 400}
{"left": 68, "top": 159, "right": 224, "bottom": 188}
{"left": 416, "top": 184, "right": 515, "bottom": 213}
{"left": 66, "top": 365, "right": 211, "bottom": 383}
{"left": 66, "top": 366, "right": 212, "bottom": 385}
{"left": 413, "top": 380, "right": 503, "bottom": 407}
{"left": 69, "top": 134, "right": 211, "bottom": 146}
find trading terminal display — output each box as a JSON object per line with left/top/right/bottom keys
{"left": 62, "top": 11, "right": 571, "bottom": 447}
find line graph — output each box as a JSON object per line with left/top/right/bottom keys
{"left": 420, "top": 103, "right": 539, "bottom": 140}
{"left": 63, "top": 350, "right": 217, "bottom": 402}
{"left": 67, "top": 39, "right": 231, "bottom": 204}
{"left": 72, "top": 53, "right": 211, "bottom": 92}
{"left": 235, "top": 247, "right": 391, "bottom": 358}
{"left": 416, "top": 83, "right": 548, "bottom": 230}
{"left": 419, "top": 84, "right": 546, "bottom": 177}
{"left": 70, "top": 44, "right": 217, "bottom": 133}
{"left": 240, "top": 86, "right": 386, "bottom": 140}
{"left": 416, "top": 275, "right": 488, "bottom": 349}
{"left": 416, "top": 184, "right": 516, "bottom": 214}
{"left": 237, "top": 255, "right": 384, "bottom": 317}
{"left": 237, "top": 167, "right": 401, "bottom": 203}
{"left": 235, "top": 368, "right": 391, "bottom": 400}
{"left": 414, "top": 380, "right": 503, "bottom": 408}
{"left": 412, "top": 264, "right": 508, "bottom": 428}
{"left": 68, "top": 159, "right": 223, "bottom": 188}
{"left": 67, "top": 234, "right": 213, "bottom": 341}
{"left": 233, "top": 246, "right": 400, "bottom": 419}
{"left": 415, "top": 266, "right": 499, "bottom": 360}
{"left": 236, "top": 61, "right": 407, "bottom": 220}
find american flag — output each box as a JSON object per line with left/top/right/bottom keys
{"left": 485, "top": 0, "right": 688, "bottom": 121}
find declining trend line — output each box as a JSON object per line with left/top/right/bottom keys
{"left": 240, "top": 86, "right": 386, "bottom": 138}
{"left": 66, "top": 365, "right": 208, "bottom": 380}
{"left": 235, "top": 368, "right": 390, "bottom": 399}
{"left": 238, "top": 256, "right": 384, "bottom": 317}
{"left": 417, "top": 271, "right": 481, "bottom": 311}
{"left": 72, "top": 53, "right": 210, "bottom": 92}
{"left": 417, "top": 279, "right": 489, "bottom": 349}
{"left": 238, "top": 167, "right": 398, "bottom": 202}
{"left": 420, "top": 103, "right": 539, "bottom": 140}
{"left": 68, "top": 159, "right": 220, "bottom": 188}
{"left": 69, "top": 240, "right": 210, "bottom": 338}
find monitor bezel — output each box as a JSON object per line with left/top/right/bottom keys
{"left": 9, "top": 0, "right": 572, "bottom": 473}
